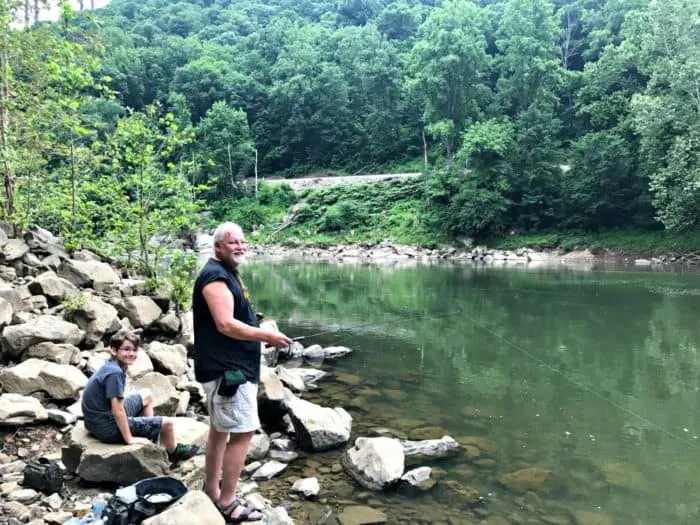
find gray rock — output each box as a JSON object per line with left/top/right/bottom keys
{"left": 121, "top": 296, "right": 162, "bottom": 328}
{"left": 0, "top": 296, "right": 13, "bottom": 328}
{"left": 21, "top": 294, "right": 47, "bottom": 312}
{"left": 291, "top": 477, "right": 320, "bottom": 498}
{"left": 145, "top": 341, "right": 188, "bottom": 376}
{"left": 322, "top": 346, "right": 352, "bottom": 359}
{"left": 0, "top": 393, "right": 48, "bottom": 425}
{"left": 156, "top": 312, "right": 181, "bottom": 334}
{"left": 125, "top": 372, "right": 179, "bottom": 415}
{"left": 62, "top": 423, "right": 169, "bottom": 484}
{"left": 0, "top": 281, "right": 22, "bottom": 311}
{"left": 141, "top": 491, "right": 224, "bottom": 525}
{"left": 71, "top": 249, "right": 101, "bottom": 262}
{"left": 401, "top": 466, "right": 432, "bottom": 487}
{"left": 342, "top": 437, "right": 405, "bottom": 490}
{"left": 125, "top": 350, "right": 154, "bottom": 379}
{"left": 337, "top": 505, "right": 387, "bottom": 525}
{"left": 0, "top": 359, "right": 87, "bottom": 399}
{"left": 246, "top": 432, "right": 271, "bottom": 461}
{"left": 177, "top": 311, "right": 194, "bottom": 350}
{"left": 262, "top": 506, "right": 294, "bottom": 525}
{"left": 64, "top": 294, "right": 120, "bottom": 347}
{"left": 7, "top": 488, "right": 39, "bottom": 504}
{"left": 301, "top": 344, "right": 324, "bottom": 361}
{"left": 57, "top": 259, "right": 120, "bottom": 291}
{"left": 275, "top": 365, "right": 306, "bottom": 392}
{"left": 250, "top": 460, "right": 287, "bottom": 480}
{"left": 46, "top": 408, "right": 78, "bottom": 425}
{"left": 24, "top": 342, "right": 81, "bottom": 365}
{"left": 286, "top": 395, "right": 352, "bottom": 452}
{"left": 401, "top": 436, "right": 462, "bottom": 458}
{"left": 1, "top": 315, "right": 84, "bottom": 358}
{"left": 0, "top": 265, "right": 16, "bottom": 281}
{"left": 1, "top": 239, "right": 30, "bottom": 262}
{"left": 27, "top": 272, "right": 78, "bottom": 304}
{"left": 268, "top": 450, "right": 299, "bottom": 463}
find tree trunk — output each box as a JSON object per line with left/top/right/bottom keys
{"left": 33, "top": 0, "right": 39, "bottom": 24}
{"left": 0, "top": 44, "right": 14, "bottom": 222}
{"left": 70, "top": 133, "right": 76, "bottom": 234}
{"left": 227, "top": 143, "right": 234, "bottom": 192}
{"left": 90, "top": 0, "right": 95, "bottom": 9}
{"left": 24, "top": 0, "right": 30, "bottom": 26}
{"left": 422, "top": 129, "right": 428, "bottom": 171}
{"left": 254, "top": 148, "right": 258, "bottom": 197}
{"left": 78, "top": 0, "right": 84, "bottom": 11}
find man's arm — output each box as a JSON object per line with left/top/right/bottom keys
{"left": 202, "top": 281, "right": 292, "bottom": 348}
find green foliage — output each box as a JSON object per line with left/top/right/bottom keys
{"left": 164, "top": 249, "right": 198, "bottom": 312}
{"left": 63, "top": 292, "right": 87, "bottom": 315}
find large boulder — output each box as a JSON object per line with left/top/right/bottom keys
{"left": 246, "top": 432, "right": 271, "bottom": 462}
{"left": 120, "top": 296, "right": 163, "bottom": 328}
{"left": 0, "top": 239, "right": 30, "bottom": 263}
{"left": 125, "top": 372, "right": 179, "bottom": 415}
{"left": 142, "top": 491, "right": 224, "bottom": 525}
{"left": 144, "top": 341, "right": 188, "bottom": 376}
{"left": 1, "top": 315, "right": 84, "bottom": 359}
{"left": 286, "top": 395, "right": 352, "bottom": 452}
{"left": 27, "top": 271, "right": 78, "bottom": 304}
{"left": 126, "top": 350, "right": 154, "bottom": 379}
{"left": 62, "top": 423, "right": 169, "bottom": 484}
{"left": 0, "top": 393, "right": 48, "bottom": 425}
{"left": 171, "top": 417, "right": 209, "bottom": 448}
{"left": 64, "top": 294, "right": 120, "bottom": 347}
{"left": 342, "top": 437, "right": 405, "bottom": 490}
{"left": 24, "top": 342, "right": 81, "bottom": 365}
{"left": 57, "top": 259, "right": 120, "bottom": 291}
{"left": 0, "top": 359, "right": 87, "bottom": 399}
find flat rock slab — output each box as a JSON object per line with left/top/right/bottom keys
{"left": 251, "top": 460, "right": 288, "bottom": 481}
{"left": 337, "top": 506, "right": 387, "bottom": 525}
{"left": 142, "top": 490, "right": 225, "bottom": 525}
{"left": 62, "top": 423, "right": 169, "bottom": 484}
{"left": 0, "top": 393, "right": 48, "bottom": 425}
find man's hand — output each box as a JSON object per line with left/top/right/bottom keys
{"left": 127, "top": 437, "right": 152, "bottom": 446}
{"left": 265, "top": 331, "right": 293, "bottom": 349}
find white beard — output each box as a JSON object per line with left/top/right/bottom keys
{"left": 231, "top": 254, "right": 246, "bottom": 267}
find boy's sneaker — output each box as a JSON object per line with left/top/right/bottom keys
{"left": 168, "top": 443, "right": 200, "bottom": 463}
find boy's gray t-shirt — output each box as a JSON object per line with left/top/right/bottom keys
{"left": 81, "top": 359, "right": 125, "bottom": 430}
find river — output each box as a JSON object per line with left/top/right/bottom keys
{"left": 233, "top": 259, "right": 700, "bottom": 524}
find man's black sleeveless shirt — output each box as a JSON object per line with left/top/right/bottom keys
{"left": 192, "top": 258, "right": 260, "bottom": 383}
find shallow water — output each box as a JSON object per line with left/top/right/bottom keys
{"left": 246, "top": 261, "right": 700, "bottom": 524}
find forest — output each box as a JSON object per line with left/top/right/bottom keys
{"left": 1, "top": 0, "right": 699, "bottom": 263}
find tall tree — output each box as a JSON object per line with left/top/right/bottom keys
{"left": 406, "top": 0, "right": 490, "bottom": 159}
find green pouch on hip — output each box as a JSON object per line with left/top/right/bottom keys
{"left": 218, "top": 369, "right": 246, "bottom": 397}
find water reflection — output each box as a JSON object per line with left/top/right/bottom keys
{"left": 247, "top": 261, "right": 700, "bottom": 523}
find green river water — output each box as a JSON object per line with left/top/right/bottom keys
{"left": 245, "top": 260, "right": 700, "bottom": 524}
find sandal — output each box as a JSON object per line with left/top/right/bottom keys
{"left": 217, "top": 497, "right": 263, "bottom": 523}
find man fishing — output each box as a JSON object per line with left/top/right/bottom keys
{"left": 192, "top": 222, "right": 292, "bottom": 522}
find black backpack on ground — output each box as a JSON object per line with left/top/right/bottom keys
{"left": 22, "top": 457, "right": 64, "bottom": 495}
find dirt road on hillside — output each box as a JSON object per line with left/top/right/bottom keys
{"left": 261, "top": 172, "right": 421, "bottom": 191}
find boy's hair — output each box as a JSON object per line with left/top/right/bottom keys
{"left": 109, "top": 330, "right": 141, "bottom": 351}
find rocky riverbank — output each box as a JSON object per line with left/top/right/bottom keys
{"left": 0, "top": 226, "right": 467, "bottom": 525}
{"left": 244, "top": 241, "right": 700, "bottom": 269}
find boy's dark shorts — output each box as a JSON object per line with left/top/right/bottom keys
{"left": 87, "top": 394, "right": 163, "bottom": 444}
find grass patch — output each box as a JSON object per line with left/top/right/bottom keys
{"left": 487, "top": 230, "right": 700, "bottom": 254}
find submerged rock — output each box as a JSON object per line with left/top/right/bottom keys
{"left": 342, "top": 437, "right": 404, "bottom": 490}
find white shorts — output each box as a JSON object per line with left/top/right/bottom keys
{"left": 201, "top": 379, "right": 260, "bottom": 434}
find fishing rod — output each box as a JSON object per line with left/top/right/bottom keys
{"left": 290, "top": 307, "right": 467, "bottom": 342}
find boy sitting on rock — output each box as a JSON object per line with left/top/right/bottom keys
{"left": 81, "top": 330, "right": 199, "bottom": 463}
